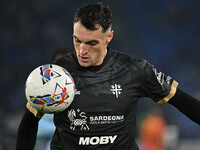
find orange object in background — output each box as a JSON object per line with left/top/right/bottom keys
{"left": 139, "top": 114, "right": 166, "bottom": 150}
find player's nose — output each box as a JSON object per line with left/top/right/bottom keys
{"left": 80, "top": 43, "right": 88, "bottom": 55}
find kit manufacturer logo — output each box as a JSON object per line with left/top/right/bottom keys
{"left": 75, "top": 89, "right": 80, "bottom": 95}
{"left": 153, "top": 68, "right": 172, "bottom": 85}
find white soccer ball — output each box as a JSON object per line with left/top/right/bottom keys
{"left": 25, "top": 64, "right": 75, "bottom": 113}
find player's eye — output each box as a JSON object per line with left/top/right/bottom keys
{"left": 88, "top": 42, "right": 97, "bottom": 46}
{"left": 75, "top": 39, "right": 81, "bottom": 43}
{"left": 86, "top": 41, "right": 98, "bottom": 46}
{"left": 74, "top": 37, "right": 81, "bottom": 43}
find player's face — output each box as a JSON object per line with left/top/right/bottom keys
{"left": 73, "top": 21, "right": 113, "bottom": 67}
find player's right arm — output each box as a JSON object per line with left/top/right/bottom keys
{"left": 16, "top": 103, "right": 43, "bottom": 150}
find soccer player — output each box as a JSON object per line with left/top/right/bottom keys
{"left": 16, "top": 2, "right": 200, "bottom": 150}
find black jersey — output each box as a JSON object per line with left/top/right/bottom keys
{"left": 39, "top": 49, "right": 178, "bottom": 150}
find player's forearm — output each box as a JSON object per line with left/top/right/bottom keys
{"left": 16, "top": 108, "right": 40, "bottom": 150}
{"left": 168, "top": 88, "right": 200, "bottom": 125}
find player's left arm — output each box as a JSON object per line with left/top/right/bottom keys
{"left": 168, "top": 88, "right": 200, "bottom": 125}
{"left": 140, "top": 59, "right": 200, "bottom": 125}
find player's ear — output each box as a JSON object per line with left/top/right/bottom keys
{"left": 106, "top": 30, "right": 114, "bottom": 46}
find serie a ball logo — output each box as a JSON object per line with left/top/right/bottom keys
{"left": 25, "top": 64, "right": 75, "bottom": 113}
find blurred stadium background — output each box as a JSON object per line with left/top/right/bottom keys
{"left": 1, "top": 0, "right": 200, "bottom": 149}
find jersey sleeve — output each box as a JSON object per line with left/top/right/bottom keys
{"left": 142, "top": 60, "right": 178, "bottom": 104}
{"left": 26, "top": 102, "right": 44, "bottom": 118}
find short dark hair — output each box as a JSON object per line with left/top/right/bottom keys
{"left": 73, "top": 2, "right": 112, "bottom": 33}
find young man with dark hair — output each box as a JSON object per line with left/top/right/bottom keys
{"left": 16, "top": 2, "right": 200, "bottom": 150}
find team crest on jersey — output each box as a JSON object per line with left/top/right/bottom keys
{"left": 68, "top": 109, "right": 89, "bottom": 131}
{"left": 110, "top": 84, "right": 122, "bottom": 98}
{"left": 40, "top": 64, "right": 61, "bottom": 85}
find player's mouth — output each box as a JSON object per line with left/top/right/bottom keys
{"left": 80, "top": 56, "right": 89, "bottom": 62}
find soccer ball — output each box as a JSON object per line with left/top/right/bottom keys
{"left": 25, "top": 64, "right": 75, "bottom": 113}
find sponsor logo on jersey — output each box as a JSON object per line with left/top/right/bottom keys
{"left": 79, "top": 135, "right": 118, "bottom": 145}
{"left": 90, "top": 115, "right": 124, "bottom": 125}
{"left": 110, "top": 84, "right": 122, "bottom": 98}
{"left": 67, "top": 109, "right": 125, "bottom": 131}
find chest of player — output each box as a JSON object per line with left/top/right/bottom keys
{"left": 68, "top": 66, "right": 141, "bottom": 115}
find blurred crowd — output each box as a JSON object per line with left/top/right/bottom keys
{"left": 1, "top": 0, "right": 200, "bottom": 150}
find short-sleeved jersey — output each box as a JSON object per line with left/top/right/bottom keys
{"left": 29, "top": 49, "right": 178, "bottom": 150}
